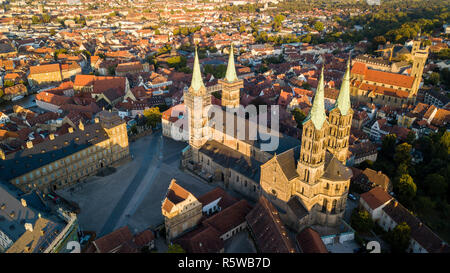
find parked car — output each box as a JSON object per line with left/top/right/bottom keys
{"left": 348, "top": 193, "right": 357, "bottom": 201}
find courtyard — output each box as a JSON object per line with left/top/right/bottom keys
{"left": 57, "top": 131, "right": 216, "bottom": 237}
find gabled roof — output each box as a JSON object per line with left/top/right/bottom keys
{"left": 246, "top": 196, "right": 296, "bottom": 253}
{"left": 29, "top": 63, "right": 60, "bottom": 75}
{"left": 322, "top": 153, "right": 353, "bottom": 181}
{"left": 360, "top": 186, "right": 393, "bottom": 210}
{"left": 162, "top": 179, "right": 192, "bottom": 214}
{"left": 296, "top": 227, "right": 328, "bottom": 253}
{"left": 93, "top": 226, "right": 134, "bottom": 253}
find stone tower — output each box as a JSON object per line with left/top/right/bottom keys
{"left": 327, "top": 59, "right": 353, "bottom": 163}
{"left": 297, "top": 67, "right": 329, "bottom": 184}
{"left": 219, "top": 44, "right": 243, "bottom": 108}
{"left": 184, "top": 48, "right": 211, "bottom": 153}
{"left": 410, "top": 40, "right": 429, "bottom": 97}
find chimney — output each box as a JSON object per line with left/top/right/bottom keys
{"left": 68, "top": 127, "right": 74, "bottom": 133}
{"left": 24, "top": 223, "right": 33, "bottom": 232}
{"left": 26, "top": 141, "right": 33, "bottom": 149}
{"left": 49, "top": 134, "right": 55, "bottom": 140}
{"left": 21, "top": 198, "right": 27, "bottom": 207}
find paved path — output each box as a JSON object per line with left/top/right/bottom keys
{"left": 98, "top": 132, "right": 162, "bottom": 236}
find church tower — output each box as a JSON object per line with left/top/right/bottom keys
{"left": 219, "top": 44, "right": 243, "bottom": 108}
{"left": 410, "top": 40, "right": 429, "bottom": 98}
{"left": 184, "top": 47, "right": 211, "bottom": 151}
{"left": 297, "top": 67, "right": 329, "bottom": 184}
{"left": 327, "top": 59, "right": 353, "bottom": 163}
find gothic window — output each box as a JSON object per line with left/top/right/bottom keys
{"left": 325, "top": 183, "right": 329, "bottom": 190}
{"left": 322, "top": 199, "right": 328, "bottom": 212}
{"left": 332, "top": 200, "right": 337, "bottom": 213}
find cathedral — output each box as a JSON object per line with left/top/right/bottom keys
{"left": 181, "top": 45, "right": 354, "bottom": 231}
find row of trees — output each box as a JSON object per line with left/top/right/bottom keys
{"left": 360, "top": 130, "right": 450, "bottom": 241}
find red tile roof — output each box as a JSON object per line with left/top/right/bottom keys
{"left": 360, "top": 186, "right": 393, "bottom": 210}
{"left": 296, "top": 228, "right": 328, "bottom": 253}
{"left": 29, "top": 63, "right": 60, "bottom": 75}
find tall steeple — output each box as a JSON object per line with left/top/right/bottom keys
{"left": 190, "top": 46, "right": 205, "bottom": 93}
{"left": 225, "top": 44, "right": 238, "bottom": 83}
{"left": 308, "top": 66, "right": 326, "bottom": 130}
{"left": 219, "top": 44, "right": 243, "bottom": 108}
{"left": 327, "top": 57, "right": 354, "bottom": 163}
{"left": 335, "top": 58, "right": 351, "bottom": 116}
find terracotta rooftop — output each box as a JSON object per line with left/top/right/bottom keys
{"left": 246, "top": 196, "right": 296, "bottom": 253}
{"left": 296, "top": 227, "right": 328, "bottom": 253}
{"left": 360, "top": 186, "right": 393, "bottom": 210}
{"left": 29, "top": 63, "right": 60, "bottom": 75}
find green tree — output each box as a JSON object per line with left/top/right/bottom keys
{"left": 167, "top": 56, "right": 187, "bottom": 70}
{"left": 395, "top": 174, "right": 417, "bottom": 205}
{"left": 314, "top": 21, "right": 324, "bottom": 32}
{"left": 292, "top": 108, "right": 306, "bottom": 129}
{"left": 167, "top": 244, "right": 185, "bottom": 253}
{"left": 396, "top": 163, "right": 409, "bottom": 177}
{"left": 381, "top": 134, "right": 397, "bottom": 159}
{"left": 427, "top": 72, "right": 440, "bottom": 86}
{"left": 424, "top": 173, "right": 447, "bottom": 199}
{"left": 385, "top": 222, "right": 411, "bottom": 253}
{"left": 394, "top": 143, "right": 412, "bottom": 166}
{"left": 439, "top": 131, "right": 450, "bottom": 155}
{"left": 351, "top": 209, "right": 374, "bottom": 233}
{"left": 406, "top": 131, "right": 416, "bottom": 144}
{"left": 143, "top": 107, "right": 162, "bottom": 128}
{"left": 373, "top": 35, "right": 387, "bottom": 47}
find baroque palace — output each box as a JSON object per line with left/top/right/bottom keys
{"left": 0, "top": 110, "right": 130, "bottom": 193}
{"left": 179, "top": 45, "right": 354, "bottom": 232}
{"left": 350, "top": 39, "right": 429, "bottom": 107}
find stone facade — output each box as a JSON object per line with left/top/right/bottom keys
{"left": 1, "top": 111, "right": 129, "bottom": 193}
{"left": 161, "top": 179, "right": 203, "bottom": 241}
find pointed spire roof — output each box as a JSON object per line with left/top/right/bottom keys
{"left": 335, "top": 57, "right": 351, "bottom": 116}
{"left": 225, "top": 44, "right": 238, "bottom": 83}
{"left": 306, "top": 66, "right": 326, "bottom": 130}
{"left": 190, "top": 46, "right": 205, "bottom": 92}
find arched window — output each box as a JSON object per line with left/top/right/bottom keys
{"left": 322, "top": 199, "right": 328, "bottom": 212}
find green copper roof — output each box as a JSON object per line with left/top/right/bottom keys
{"left": 306, "top": 66, "right": 327, "bottom": 130}
{"left": 190, "top": 47, "right": 205, "bottom": 92}
{"left": 335, "top": 58, "right": 351, "bottom": 115}
{"left": 225, "top": 44, "right": 238, "bottom": 83}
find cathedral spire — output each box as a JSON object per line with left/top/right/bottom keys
{"left": 307, "top": 66, "right": 327, "bottom": 130}
{"left": 190, "top": 46, "right": 205, "bottom": 92}
{"left": 335, "top": 57, "right": 351, "bottom": 116}
{"left": 225, "top": 43, "right": 238, "bottom": 83}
